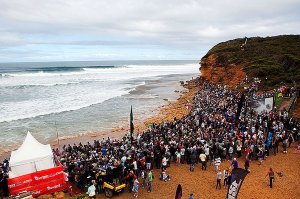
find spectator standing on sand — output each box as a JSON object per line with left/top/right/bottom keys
{"left": 126, "top": 170, "right": 136, "bottom": 193}
{"left": 273, "top": 137, "right": 279, "bottom": 155}
{"left": 162, "top": 156, "right": 167, "bottom": 171}
{"left": 86, "top": 180, "right": 96, "bottom": 199}
{"left": 132, "top": 177, "right": 139, "bottom": 198}
{"left": 223, "top": 168, "right": 229, "bottom": 187}
{"left": 231, "top": 158, "right": 238, "bottom": 169}
{"left": 176, "top": 149, "right": 181, "bottom": 165}
{"left": 180, "top": 147, "right": 185, "bottom": 164}
{"left": 282, "top": 136, "right": 288, "bottom": 153}
{"left": 216, "top": 170, "right": 222, "bottom": 189}
{"left": 147, "top": 170, "right": 153, "bottom": 192}
{"left": 189, "top": 193, "right": 194, "bottom": 199}
{"left": 265, "top": 167, "right": 275, "bottom": 188}
{"left": 244, "top": 158, "right": 250, "bottom": 172}
{"left": 204, "top": 146, "right": 210, "bottom": 162}
{"left": 258, "top": 149, "right": 263, "bottom": 165}
{"left": 199, "top": 152, "right": 207, "bottom": 170}
{"left": 227, "top": 171, "right": 232, "bottom": 187}
{"left": 288, "top": 133, "right": 294, "bottom": 147}
{"left": 140, "top": 169, "right": 147, "bottom": 188}
{"left": 175, "top": 184, "right": 182, "bottom": 199}
{"left": 228, "top": 145, "right": 234, "bottom": 160}
{"left": 214, "top": 156, "right": 221, "bottom": 172}
{"left": 236, "top": 142, "right": 242, "bottom": 158}
{"left": 190, "top": 152, "right": 197, "bottom": 172}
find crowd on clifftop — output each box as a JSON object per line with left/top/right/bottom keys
{"left": 1, "top": 76, "right": 299, "bottom": 198}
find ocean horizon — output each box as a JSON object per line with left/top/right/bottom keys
{"left": 0, "top": 60, "right": 199, "bottom": 154}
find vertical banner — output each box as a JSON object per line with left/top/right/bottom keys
{"left": 227, "top": 168, "right": 248, "bottom": 199}
{"left": 266, "top": 131, "right": 273, "bottom": 147}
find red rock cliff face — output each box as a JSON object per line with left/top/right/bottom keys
{"left": 200, "top": 54, "right": 246, "bottom": 88}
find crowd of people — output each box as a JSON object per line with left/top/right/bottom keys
{"left": 1, "top": 76, "right": 299, "bottom": 198}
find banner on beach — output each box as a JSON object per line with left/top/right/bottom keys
{"left": 226, "top": 168, "right": 248, "bottom": 199}
{"left": 249, "top": 97, "right": 273, "bottom": 113}
{"left": 266, "top": 131, "right": 273, "bottom": 147}
{"left": 8, "top": 165, "right": 66, "bottom": 197}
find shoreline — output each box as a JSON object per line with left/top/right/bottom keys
{"left": 0, "top": 74, "right": 201, "bottom": 161}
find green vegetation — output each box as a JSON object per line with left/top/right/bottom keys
{"left": 72, "top": 195, "right": 88, "bottom": 199}
{"left": 202, "top": 35, "right": 300, "bottom": 88}
{"left": 274, "top": 92, "right": 283, "bottom": 108}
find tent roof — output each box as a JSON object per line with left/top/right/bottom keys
{"left": 10, "top": 131, "right": 53, "bottom": 166}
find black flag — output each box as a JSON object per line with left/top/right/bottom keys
{"left": 227, "top": 168, "right": 248, "bottom": 199}
{"left": 236, "top": 93, "right": 245, "bottom": 119}
{"left": 130, "top": 106, "right": 134, "bottom": 144}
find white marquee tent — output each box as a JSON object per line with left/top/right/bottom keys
{"left": 9, "top": 131, "right": 55, "bottom": 178}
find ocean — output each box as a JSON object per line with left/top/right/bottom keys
{"left": 0, "top": 60, "right": 199, "bottom": 153}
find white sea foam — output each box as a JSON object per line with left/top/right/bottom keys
{"left": 0, "top": 63, "right": 199, "bottom": 123}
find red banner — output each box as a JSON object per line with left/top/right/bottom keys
{"left": 8, "top": 166, "right": 66, "bottom": 197}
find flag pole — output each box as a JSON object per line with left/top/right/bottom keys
{"left": 130, "top": 106, "right": 134, "bottom": 144}
{"left": 55, "top": 121, "right": 60, "bottom": 150}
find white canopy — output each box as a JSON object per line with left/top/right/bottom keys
{"left": 9, "top": 131, "right": 54, "bottom": 177}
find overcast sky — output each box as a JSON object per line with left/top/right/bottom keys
{"left": 0, "top": 0, "right": 299, "bottom": 62}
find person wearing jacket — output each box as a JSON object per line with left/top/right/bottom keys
{"left": 265, "top": 167, "right": 275, "bottom": 188}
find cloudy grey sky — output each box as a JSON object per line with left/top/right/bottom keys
{"left": 0, "top": 0, "right": 299, "bottom": 62}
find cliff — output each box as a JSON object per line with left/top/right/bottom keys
{"left": 200, "top": 35, "right": 300, "bottom": 89}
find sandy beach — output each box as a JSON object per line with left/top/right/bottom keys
{"left": 93, "top": 144, "right": 299, "bottom": 199}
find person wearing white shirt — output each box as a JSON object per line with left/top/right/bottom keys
{"left": 162, "top": 156, "right": 167, "bottom": 171}
{"left": 214, "top": 157, "right": 221, "bottom": 172}
{"left": 199, "top": 152, "right": 207, "bottom": 170}
{"left": 133, "top": 160, "right": 138, "bottom": 175}
{"left": 216, "top": 170, "right": 222, "bottom": 189}
{"left": 86, "top": 181, "right": 96, "bottom": 198}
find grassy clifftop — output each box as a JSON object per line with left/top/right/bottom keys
{"left": 200, "top": 35, "right": 300, "bottom": 88}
